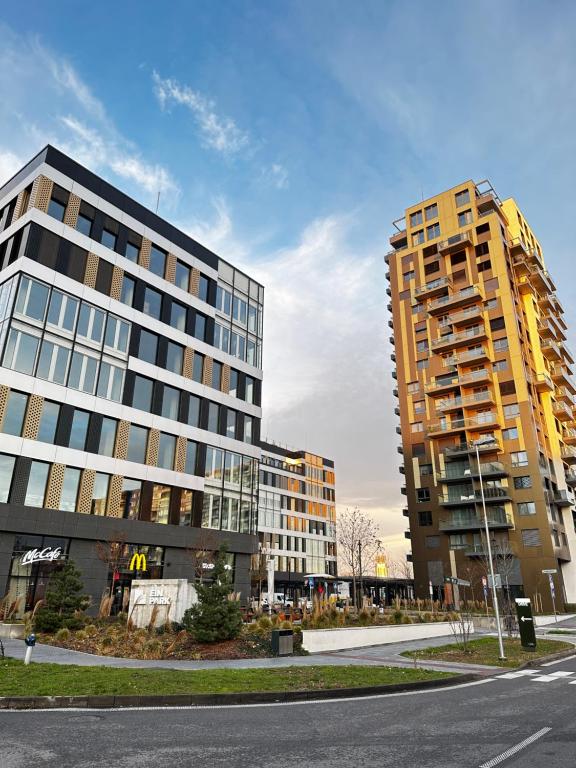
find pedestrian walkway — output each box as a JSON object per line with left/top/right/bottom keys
{"left": 1, "top": 633, "right": 501, "bottom": 676}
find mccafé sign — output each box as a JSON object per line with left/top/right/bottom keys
{"left": 21, "top": 547, "right": 63, "bottom": 566}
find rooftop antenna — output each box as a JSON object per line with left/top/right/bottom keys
{"left": 155, "top": 190, "right": 161, "bottom": 215}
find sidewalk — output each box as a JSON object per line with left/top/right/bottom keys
{"left": 1, "top": 633, "right": 501, "bottom": 676}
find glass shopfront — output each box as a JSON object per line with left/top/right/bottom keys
{"left": 107, "top": 543, "right": 164, "bottom": 615}
{"left": 6, "top": 534, "right": 69, "bottom": 617}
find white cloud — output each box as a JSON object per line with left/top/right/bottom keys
{"left": 260, "top": 163, "right": 289, "bottom": 190}
{"left": 152, "top": 71, "right": 249, "bottom": 155}
{"left": 0, "top": 26, "right": 178, "bottom": 203}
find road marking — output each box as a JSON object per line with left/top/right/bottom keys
{"left": 479, "top": 727, "right": 551, "bottom": 768}
{"left": 541, "top": 653, "right": 576, "bottom": 666}
{"left": 0, "top": 678, "right": 496, "bottom": 713}
{"left": 548, "top": 671, "right": 574, "bottom": 677}
{"left": 532, "top": 675, "right": 566, "bottom": 682}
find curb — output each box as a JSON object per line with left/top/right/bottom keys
{"left": 0, "top": 673, "right": 481, "bottom": 710}
{"left": 516, "top": 644, "right": 576, "bottom": 670}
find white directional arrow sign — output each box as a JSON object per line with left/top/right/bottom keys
{"left": 520, "top": 616, "right": 533, "bottom": 622}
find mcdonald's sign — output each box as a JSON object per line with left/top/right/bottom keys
{"left": 129, "top": 553, "right": 147, "bottom": 572}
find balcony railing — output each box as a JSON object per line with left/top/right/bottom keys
{"left": 444, "top": 440, "right": 501, "bottom": 457}
{"left": 439, "top": 507, "right": 512, "bottom": 531}
{"left": 561, "top": 446, "right": 576, "bottom": 464}
{"left": 553, "top": 401, "right": 574, "bottom": 421}
{"left": 437, "top": 230, "right": 473, "bottom": 254}
{"left": 432, "top": 326, "right": 486, "bottom": 351}
{"left": 437, "top": 461, "right": 507, "bottom": 482}
{"left": 427, "top": 285, "right": 484, "bottom": 314}
{"left": 442, "top": 346, "right": 490, "bottom": 366}
{"left": 414, "top": 275, "right": 451, "bottom": 299}
{"left": 533, "top": 372, "right": 554, "bottom": 392}
{"left": 554, "top": 490, "right": 573, "bottom": 507}
{"left": 565, "top": 470, "right": 576, "bottom": 487}
{"left": 563, "top": 428, "right": 576, "bottom": 444}
{"left": 436, "top": 391, "right": 494, "bottom": 413}
{"left": 556, "top": 387, "right": 576, "bottom": 406}
{"left": 439, "top": 487, "right": 511, "bottom": 505}
{"left": 426, "top": 412, "right": 499, "bottom": 436}
{"left": 425, "top": 368, "right": 491, "bottom": 395}
{"left": 542, "top": 339, "right": 562, "bottom": 361}
{"left": 465, "top": 542, "right": 517, "bottom": 557}
{"left": 438, "top": 305, "right": 484, "bottom": 327}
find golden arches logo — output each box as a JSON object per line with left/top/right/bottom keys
{"left": 129, "top": 553, "right": 147, "bottom": 572}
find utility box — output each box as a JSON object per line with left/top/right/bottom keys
{"left": 271, "top": 628, "right": 294, "bottom": 656}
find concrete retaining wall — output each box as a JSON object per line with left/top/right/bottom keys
{"left": 0, "top": 623, "right": 25, "bottom": 639}
{"left": 302, "top": 621, "right": 474, "bottom": 653}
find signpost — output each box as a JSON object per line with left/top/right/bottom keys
{"left": 515, "top": 598, "right": 537, "bottom": 650}
{"left": 542, "top": 569, "right": 558, "bottom": 623}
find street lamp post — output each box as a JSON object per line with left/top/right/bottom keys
{"left": 474, "top": 436, "right": 506, "bottom": 660}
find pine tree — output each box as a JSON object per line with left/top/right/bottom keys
{"left": 182, "top": 545, "right": 243, "bottom": 642}
{"left": 34, "top": 559, "right": 89, "bottom": 632}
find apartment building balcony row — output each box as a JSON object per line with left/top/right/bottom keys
{"left": 425, "top": 367, "right": 492, "bottom": 395}
{"left": 439, "top": 506, "right": 513, "bottom": 532}
{"left": 427, "top": 284, "right": 484, "bottom": 315}
{"left": 435, "top": 390, "right": 495, "bottom": 413}
{"left": 438, "top": 486, "right": 512, "bottom": 505}
{"left": 426, "top": 411, "right": 500, "bottom": 437}
{"left": 431, "top": 324, "right": 487, "bottom": 352}
{"left": 442, "top": 345, "right": 490, "bottom": 367}
{"left": 437, "top": 460, "right": 508, "bottom": 483}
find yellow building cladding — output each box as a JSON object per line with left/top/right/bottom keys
{"left": 387, "top": 181, "right": 576, "bottom": 612}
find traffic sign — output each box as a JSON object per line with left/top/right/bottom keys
{"left": 515, "top": 598, "right": 537, "bottom": 650}
{"left": 488, "top": 574, "right": 502, "bottom": 589}
{"left": 456, "top": 578, "right": 470, "bottom": 587}
{"left": 444, "top": 576, "right": 458, "bottom": 584}
{"left": 542, "top": 569, "right": 557, "bottom": 574}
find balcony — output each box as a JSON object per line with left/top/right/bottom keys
{"left": 553, "top": 401, "right": 574, "bottom": 422}
{"left": 563, "top": 428, "right": 576, "bottom": 445}
{"left": 436, "top": 390, "right": 495, "bottom": 413}
{"left": 444, "top": 440, "right": 501, "bottom": 458}
{"left": 437, "top": 230, "right": 473, "bottom": 254}
{"left": 427, "top": 285, "right": 484, "bottom": 315}
{"left": 565, "top": 471, "right": 576, "bottom": 487}
{"left": 465, "top": 541, "right": 516, "bottom": 558}
{"left": 556, "top": 387, "right": 576, "bottom": 406}
{"left": 533, "top": 372, "right": 554, "bottom": 392}
{"left": 431, "top": 325, "right": 487, "bottom": 352}
{"left": 443, "top": 346, "right": 490, "bottom": 366}
{"left": 538, "top": 293, "right": 559, "bottom": 313}
{"left": 439, "top": 487, "right": 512, "bottom": 506}
{"left": 437, "top": 461, "right": 507, "bottom": 483}
{"left": 438, "top": 304, "right": 484, "bottom": 328}
{"left": 389, "top": 229, "right": 407, "bottom": 250}
{"left": 538, "top": 317, "right": 564, "bottom": 341}
{"left": 426, "top": 412, "right": 500, "bottom": 437}
{"left": 529, "top": 265, "right": 556, "bottom": 295}
{"left": 562, "top": 344, "right": 575, "bottom": 365}
{"left": 385, "top": 270, "right": 390, "bottom": 281}
{"left": 439, "top": 507, "right": 512, "bottom": 532}
{"left": 551, "top": 365, "right": 576, "bottom": 390}
{"left": 402, "top": 507, "right": 409, "bottom": 517}
{"left": 385, "top": 250, "right": 393, "bottom": 265}
{"left": 541, "top": 339, "right": 562, "bottom": 361}
{"left": 561, "top": 446, "right": 576, "bottom": 465}
{"left": 414, "top": 275, "right": 451, "bottom": 300}
{"left": 554, "top": 490, "right": 573, "bottom": 507}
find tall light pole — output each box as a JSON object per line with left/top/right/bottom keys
{"left": 474, "top": 436, "right": 506, "bottom": 660}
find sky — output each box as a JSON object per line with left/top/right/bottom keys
{"left": 1, "top": 1, "right": 576, "bottom": 569}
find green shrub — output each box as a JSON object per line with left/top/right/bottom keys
{"left": 34, "top": 560, "right": 88, "bottom": 633}
{"left": 392, "top": 610, "right": 404, "bottom": 624}
{"left": 182, "top": 545, "right": 242, "bottom": 643}
{"left": 257, "top": 616, "right": 272, "bottom": 630}
{"left": 358, "top": 610, "right": 372, "bottom": 626}
{"left": 75, "top": 629, "right": 88, "bottom": 641}
{"left": 401, "top": 615, "right": 412, "bottom": 624}
{"left": 84, "top": 624, "right": 98, "bottom": 637}
{"left": 423, "top": 612, "right": 432, "bottom": 623}
{"left": 55, "top": 627, "right": 71, "bottom": 641}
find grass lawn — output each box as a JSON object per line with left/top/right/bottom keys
{"left": 403, "top": 637, "right": 574, "bottom": 668}
{"left": 547, "top": 629, "right": 576, "bottom": 635}
{"left": 0, "top": 660, "right": 454, "bottom": 697}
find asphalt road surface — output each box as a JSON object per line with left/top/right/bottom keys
{"left": 3, "top": 654, "right": 576, "bottom": 768}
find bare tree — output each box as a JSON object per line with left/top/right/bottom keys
{"left": 185, "top": 529, "right": 220, "bottom": 585}
{"left": 387, "top": 557, "right": 414, "bottom": 580}
{"left": 337, "top": 507, "right": 380, "bottom": 607}
{"left": 95, "top": 531, "right": 127, "bottom": 617}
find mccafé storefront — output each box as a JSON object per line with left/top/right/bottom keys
{"left": 6, "top": 534, "right": 69, "bottom": 616}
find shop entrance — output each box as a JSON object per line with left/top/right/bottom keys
{"left": 106, "top": 544, "right": 164, "bottom": 615}
{"left": 5, "top": 535, "right": 69, "bottom": 618}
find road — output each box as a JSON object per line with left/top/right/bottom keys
{"left": 2, "top": 653, "right": 576, "bottom": 768}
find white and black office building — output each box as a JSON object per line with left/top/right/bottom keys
{"left": 0, "top": 146, "right": 263, "bottom": 614}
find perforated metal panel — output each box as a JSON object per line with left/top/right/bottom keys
{"left": 0, "top": 385, "right": 9, "bottom": 431}
{"left": 12, "top": 189, "right": 27, "bottom": 220}
{"left": 110, "top": 266, "right": 124, "bottom": 300}
{"left": 106, "top": 474, "right": 123, "bottom": 517}
{"left": 139, "top": 238, "right": 151, "bottom": 270}
{"left": 146, "top": 429, "right": 160, "bottom": 466}
{"left": 77, "top": 469, "right": 96, "bottom": 514}
{"left": 45, "top": 463, "right": 65, "bottom": 510}
{"left": 22, "top": 395, "right": 44, "bottom": 440}
{"left": 31, "top": 175, "right": 53, "bottom": 213}
{"left": 114, "top": 420, "right": 130, "bottom": 460}
{"left": 222, "top": 364, "right": 230, "bottom": 394}
{"left": 175, "top": 436, "right": 187, "bottom": 473}
{"left": 84, "top": 252, "right": 99, "bottom": 288}
{"left": 165, "top": 253, "right": 176, "bottom": 283}
{"left": 190, "top": 268, "right": 201, "bottom": 297}
{"left": 63, "top": 193, "right": 81, "bottom": 228}
{"left": 183, "top": 347, "right": 194, "bottom": 379}
{"left": 202, "top": 357, "right": 213, "bottom": 387}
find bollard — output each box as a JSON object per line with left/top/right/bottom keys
{"left": 24, "top": 633, "right": 36, "bottom": 665}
